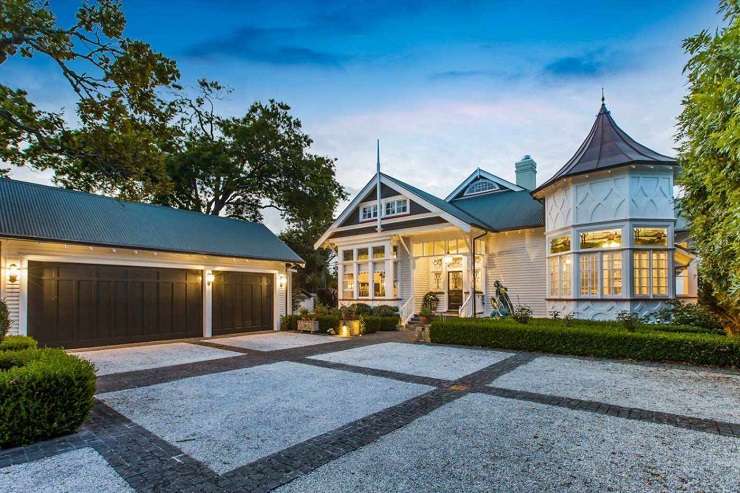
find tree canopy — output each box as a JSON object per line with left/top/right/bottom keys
{"left": 677, "top": 0, "right": 739, "bottom": 333}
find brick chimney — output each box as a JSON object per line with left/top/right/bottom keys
{"left": 515, "top": 155, "right": 537, "bottom": 190}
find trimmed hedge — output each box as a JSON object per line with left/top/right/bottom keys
{"left": 361, "top": 316, "right": 400, "bottom": 334}
{"left": 1, "top": 348, "right": 96, "bottom": 448}
{"left": 429, "top": 318, "right": 740, "bottom": 368}
{"left": 0, "top": 336, "right": 38, "bottom": 352}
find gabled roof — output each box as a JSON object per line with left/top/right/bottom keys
{"left": 533, "top": 102, "right": 677, "bottom": 194}
{"left": 0, "top": 179, "right": 303, "bottom": 263}
{"left": 445, "top": 168, "right": 523, "bottom": 200}
{"left": 450, "top": 190, "right": 544, "bottom": 232}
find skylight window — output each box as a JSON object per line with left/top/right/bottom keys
{"left": 464, "top": 179, "right": 499, "bottom": 196}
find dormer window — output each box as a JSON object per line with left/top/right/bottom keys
{"left": 359, "top": 196, "right": 410, "bottom": 222}
{"left": 464, "top": 179, "right": 499, "bottom": 196}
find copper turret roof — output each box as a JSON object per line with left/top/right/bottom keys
{"left": 533, "top": 102, "right": 677, "bottom": 194}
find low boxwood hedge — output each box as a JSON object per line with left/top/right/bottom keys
{"left": 0, "top": 336, "right": 38, "bottom": 352}
{"left": 361, "top": 316, "right": 400, "bottom": 333}
{"left": 429, "top": 318, "right": 739, "bottom": 368}
{"left": 0, "top": 348, "right": 96, "bottom": 448}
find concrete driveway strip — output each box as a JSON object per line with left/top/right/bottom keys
{"left": 73, "top": 342, "right": 242, "bottom": 376}
{"left": 210, "top": 332, "right": 344, "bottom": 351}
{"left": 98, "top": 360, "right": 432, "bottom": 475}
{"left": 309, "top": 342, "right": 513, "bottom": 380}
{"left": 0, "top": 447, "right": 133, "bottom": 493}
{"left": 276, "top": 393, "right": 740, "bottom": 493}
{"left": 493, "top": 356, "right": 740, "bottom": 423}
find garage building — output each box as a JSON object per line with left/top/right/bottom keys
{"left": 0, "top": 178, "right": 302, "bottom": 348}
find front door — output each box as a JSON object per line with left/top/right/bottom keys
{"left": 447, "top": 271, "right": 463, "bottom": 310}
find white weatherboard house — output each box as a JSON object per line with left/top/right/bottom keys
{"left": 315, "top": 102, "right": 698, "bottom": 324}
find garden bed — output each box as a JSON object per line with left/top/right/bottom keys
{"left": 429, "top": 318, "right": 739, "bottom": 368}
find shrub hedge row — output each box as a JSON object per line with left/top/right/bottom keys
{"left": 0, "top": 336, "right": 38, "bottom": 352}
{"left": 429, "top": 318, "right": 739, "bottom": 368}
{"left": 281, "top": 315, "right": 399, "bottom": 333}
{"left": 0, "top": 348, "right": 96, "bottom": 448}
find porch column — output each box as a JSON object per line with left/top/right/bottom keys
{"left": 385, "top": 244, "right": 394, "bottom": 302}
{"left": 337, "top": 260, "right": 344, "bottom": 305}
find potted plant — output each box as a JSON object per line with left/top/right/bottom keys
{"left": 296, "top": 309, "right": 320, "bottom": 333}
{"left": 422, "top": 292, "right": 440, "bottom": 313}
{"left": 418, "top": 306, "right": 434, "bottom": 325}
{"left": 339, "top": 305, "right": 362, "bottom": 337}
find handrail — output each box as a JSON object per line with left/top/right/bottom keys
{"left": 399, "top": 295, "right": 415, "bottom": 326}
{"left": 459, "top": 293, "right": 485, "bottom": 317}
{"left": 458, "top": 293, "right": 473, "bottom": 317}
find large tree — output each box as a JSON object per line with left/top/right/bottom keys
{"left": 1, "top": 0, "right": 181, "bottom": 199}
{"left": 677, "top": 0, "right": 739, "bottom": 333}
{"left": 162, "top": 81, "right": 346, "bottom": 226}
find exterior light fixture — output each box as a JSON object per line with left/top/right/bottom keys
{"left": 278, "top": 273, "right": 287, "bottom": 289}
{"left": 7, "top": 263, "right": 19, "bottom": 283}
{"left": 206, "top": 271, "right": 215, "bottom": 285}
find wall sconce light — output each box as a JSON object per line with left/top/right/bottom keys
{"left": 206, "top": 271, "right": 215, "bottom": 285}
{"left": 278, "top": 273, "right": 287, "bottom": 290}
{"left": 7, "top": 264, "right": 19, "bottom": 284}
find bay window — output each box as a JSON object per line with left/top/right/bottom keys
{"left": 548, "top": 255, "right": 571, "bottom": 297}
{"left": 342, "top": 272, "right": 354, "bottom": 299}
{"left": 580, "top": 228, "right": 622, "bottom": 249}
{"left": 633, "top": 250, "right": 668, "bottom": 297}
{"left": 652, "top": 251, "right": 668, "bottom": 296}
{"left": 338, "top": 244, "right": 397, "bottom": 301}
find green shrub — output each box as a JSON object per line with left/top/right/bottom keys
{"left": 0, "top": 336, "right": 38, "bottom": 352}
{"left": 371, "top": 305, "right": 399, "bottom": 317}
{"left": 429, "top": 318, "right": 740, "bottom": 368}
{"left": 616, "top": 311, "right": 640, "bottom": 331}
{"left": 654, "top": 300, "right": 724, "bottom": 333}
{"left": 0, "top": 348, "right": 96, "bottom": 448}
{"left": 348, "top": 303, "right": 373, "bottom": 316}
{"left": 0, "top": 299, "right": 9, "bottom": 339}
{"left": 361, "top": 316, "right": 399, "bottom": 333}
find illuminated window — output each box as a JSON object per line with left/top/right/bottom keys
{"left": 474, "top": 238, "right": 485, "bottom": 254}
{"left": 373, "top": 262, "right": 385, "bottom": 297}
{"left": 372, "top": 246, "right": 385, "bottom": 259}
{"left": 357, "top": 248, "right": 369, "bottom": 261}
{"left": 633, "top": 251, "right": 650, "bottom": 296}
{"left": 550, "top": 235, "right": 571, "bottom": 253}
{"left": 634, "top": 227, "right": 668, "bottom": 246}
{"left": 342, "top": 249, "right": 354, "bottom": 262}
{"left": 358, "top": 266, "right": 369, "bottom": 297}
{"left": 549, "top": 255, "right": 572, "bottom": 297}
{"left": 464, "top": 179, "right": 499, "bottom": 196}
{"left": 342, "top": 272, "right": 354, "bottom": 299}
{"left": 602, "top": 252, "right": 622, "bottom": 296}
{"left": 579, "top": 254, "right": 598, "bottom": 296}
{"left": 580, "top": 229, "right": 622, "bottom": 249}
{"left": 652, "top": 251, "right": 668, "bottom": 296}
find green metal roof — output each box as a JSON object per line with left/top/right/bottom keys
{"left": 0, "top": 179, "right": 303, "bottom": 263}
{"left": 450, "top": 190, "right": 544, "bottom": 231}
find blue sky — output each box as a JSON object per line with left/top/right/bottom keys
{"left": 4, "top": 0, "right": 722, "bottom": 231}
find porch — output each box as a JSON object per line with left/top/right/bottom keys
{"left": 337, "top": 232, "right": 488, "bottom": 324}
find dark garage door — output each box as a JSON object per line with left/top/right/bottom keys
{"left": 212, "top": 271, "right": 274, "bottom": 335}
{"left": 28, "top": 261, "right": 203, "bottom": 348}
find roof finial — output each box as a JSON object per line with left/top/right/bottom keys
{"left": 601, "top": 87, "right": 605, "bottom": 104}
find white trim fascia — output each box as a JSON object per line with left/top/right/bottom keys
{"left": 329, "top": 224, "right": 462, "bottom": 247}
{"left": 445, "top": 168, "right": 523, "bottom": 201}
{"left": 315, "top": 174, "right": 472, "bottom": 249}
{"left": 333, "top": 212, "right": 439, "bottom": 232}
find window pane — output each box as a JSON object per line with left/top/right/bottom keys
{"left": 634, "top": 227, "right": 668, "bottom": 246}
{"left": 458, "top": 239, "right": 469, "bottom": 253}
{"left": 561, "top": 255, "right": 572, "bottom": 296}
{"left": 373, "top": 261, "right": 385, "bottom": 297}
{"left": 474, "top": 238, "right": 486, "bottom": 254}
{"left": 396, "top": 199, "right": 408, "bottom": 213}
{"left": 580, "top": 229, "right": 621, "bottom": 249}
{"left": 412, "top": 242, "right": 422, "bottom": 257}
{"left": 549, "top": 257, "right": 560, "bottom": 297}
{"left": 358, "top": 271, "right": 369, "bottom": 297}
{"left": 423, "top": 241, "right": 434, "bottom": 256}
{"left": 384, "top": 201, "right": 395, "bottom": 216}
{"left": 447, "top": 239, "right": 458, "bottom": 254}
{"left": 342, "top": 273, "right": 354, "bottom": 299}
{"left": 579, "top": 254, "right": 598, "bottom": 296}
{"left": 434, "top": 241, "right": 446, "bottom": 255}
{"left": 602, "top": 252, "right": 622, "bottom": 296}
{"left": 633, "top": 251, "right": 650, "bottom": 296}
{"left": 372, "top": 246, "right": 385, "bottom": 259}
{"left": 652, "top": 251, "right": 668, "bottom": 295}
{"left": 342, "top": 250, "right": 354, "bottom": 262}
{"left": 550, "top": 235, "right": 571, "bottom": 253}
{"left": 357, "top": 248, "right": 369, "bottom": 261}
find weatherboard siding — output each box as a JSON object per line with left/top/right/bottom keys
{"left": 485, "top": 228, "right": 546, "bottom": 317}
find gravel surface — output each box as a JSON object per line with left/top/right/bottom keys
{"left": 73, "top": 343, "right": 241, "bottom": 375}
{"left": 310, "top": 342, "right": 512, "bottom": 380}
{"left": 0, "top": 447, "right": 132, "bottom": 493}
{"left": 277, "top": 393, "right": 740, "bottom": 493}
{"left": 211, "top": 332, "right": 343, "bottom": 351}
{"left": 99, "top": 361, "right": 431, "bottom": 474}
{"left": 493, "top": 356, "right": 740, "bottom": 423}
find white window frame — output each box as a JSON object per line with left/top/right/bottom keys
{"left": 464, "top": 179, "right": 500, "bottom": 196}
{"left": 359, "top": 196, "right": 410, "bottom": 222}
{"left": 548, "top": 254, "right": 572, "bottom": 298}
{"left": 579, "top": 253, "right": 599, "bottom": 297}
